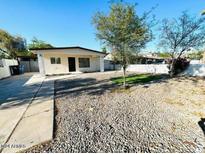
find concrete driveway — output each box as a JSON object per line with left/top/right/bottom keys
{"left": 0, "top": 73, "right": 74, "bottom": 152}
{"left": 0, "top": 73, "right": 47, "bottom": 152}
{"left": 0, "top": 73, "right": 40, "bottom": 105}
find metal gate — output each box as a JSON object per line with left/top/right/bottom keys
{"left": 19, "top": 60, "right": 39, "bottom": 72}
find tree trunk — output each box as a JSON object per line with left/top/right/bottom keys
{"left": 169, "top": 59, "right": 176, "bottom": 77}
{"left": 123, "top": 66, "right": 126, "bottom": 88}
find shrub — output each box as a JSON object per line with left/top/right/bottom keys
{"left": 167, "top": 58, "right": 190, "bottom": 75}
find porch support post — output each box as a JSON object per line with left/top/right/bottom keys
{"left": 37, "top": 52, "right": 45, "bottom": 76}
{"left": 75, "top": 57, "right": 80, "bottom": 72}
{"left": 100, "top": 55, "right": 104, "bottom": 72}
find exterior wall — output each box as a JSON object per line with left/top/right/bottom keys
{"left": 127, "top": 64, "right": 169, "bottom": 74}
{"left": 43, "top": 53, "right": 68, "bottom": 75}
{"left": 190, "top": 60, "right": 203, "bottom": 64}
{"left": 127, "top": 64, "right": 205, "bottom": 76}
{"left": 127, "top": 64, "right": 205, "bottom": 77}
{"left": 183, "top": 64, "right": 205, "bottom": 76}
{"left": 42, "top": 53, "right": 101, "bottom": 75}
{"left": 78, "top": 56, "right": 100, "bottom": 72}
{"left": 0, "top": 59, "right": 18, "bottom": 79}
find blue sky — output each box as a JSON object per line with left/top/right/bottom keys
{"left": 0, "top": 0, "right": 204, "bottom": 51}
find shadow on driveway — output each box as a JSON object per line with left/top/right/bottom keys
{"left": 55, "top": 77, "right": 116, "bottom": 99}
{"left": 55, "top": 74, "right": 170, "bottom": 99}
{"left": 0, "top": 73, "right": 44, "bottom": 109}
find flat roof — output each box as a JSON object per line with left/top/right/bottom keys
{"left": 29, "top": 46, "right": 106, "bottom": 55}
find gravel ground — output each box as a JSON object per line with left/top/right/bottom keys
{"left": 25, "top": 71, "right": 205, "bottom": 153}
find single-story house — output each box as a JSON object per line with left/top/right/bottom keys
{"left": 30, "top": 46, "right": 106, "bottom": 75}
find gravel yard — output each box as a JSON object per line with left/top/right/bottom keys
{"left": 26, "top": 71, "right": 205, "bottom": 153}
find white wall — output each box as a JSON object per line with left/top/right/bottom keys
{"left": 127, "top": 64, "right": 169, "bottom": 74}
{"left": 0, "top": 59, "right": 18, "bottom": 79}
{"left": 183, "top": 64, "right": 205, "bottom": 76}
{"left": 78, "top": 56, "right": 100, "bottom": 72}
{"left": 127, "top": 64, "right": 205, "bottom": 77}
{"left": 42, "top": 53, "right": 101, "bottom": 75}
{"left": 43, "top": 53, "right": 68, "bottom": 75}
{"left": 190, "top": 60, "right": 203, "bottom": 64}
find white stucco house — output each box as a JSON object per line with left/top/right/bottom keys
{"left": 30, "top": 46, "right": 106, "bottom": 75}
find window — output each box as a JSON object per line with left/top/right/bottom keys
{"left": 56, "top": 58, "right": 61, "bottom": 64}
{"left": 50, "top": 57, "right": 61, "bottom": 64}
{"left": 79, "top": 58, "right": 90, "bottom": 68}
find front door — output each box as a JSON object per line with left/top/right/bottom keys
{"left": 68, "top": 57, "right": 76, "bottom": 72}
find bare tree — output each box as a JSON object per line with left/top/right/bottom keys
{"left": 159, "top": 12, "right": 205, "bottom": 76}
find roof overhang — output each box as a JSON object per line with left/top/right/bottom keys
{"left": 30, "top": 46, "right": 106, "bottom": 56}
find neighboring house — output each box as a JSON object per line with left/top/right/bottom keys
{"left": 104, "top": 52, "right": 166, "bottom": 65}
{"left": 30, "top": 46, "right": 106, "bottom": 75}
{"left": 135, "top": 56, "right": 165, "bottom": 64}
{"left": 138, "top": 52, "right": 166, "bottom": 64}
